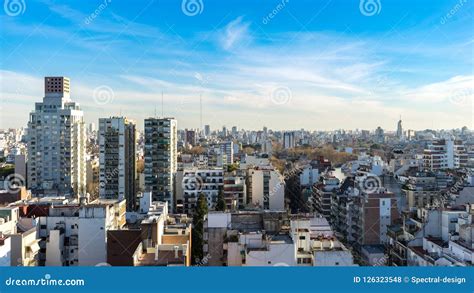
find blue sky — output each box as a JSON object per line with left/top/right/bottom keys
{"left": 0, "top": 0, "right": 473, "bottom": 131}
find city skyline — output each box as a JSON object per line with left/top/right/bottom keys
{"left": 1, "top": 0, "right": 473, "bottom": 130}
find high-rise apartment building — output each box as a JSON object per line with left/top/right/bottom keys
{"left": 423, "top": 138, "right": 467, "bottom": 171}
{"left": 27, "top": 77, "right": 86, "bottom": 197}
{"left": 204, "top": 125, "right": 211, "bottom": 137}
{"left": 283, "top": 131, "right": 296, "bottom": 149}
{"left": 98, "top": 117, "right": 137, "bottom": 211}
{"left": 220, "top": 141, "right": 234, "bottom": 165}
{"left": 396, "top": 118, "right": 404, "bottom": 140}
{"left": 144, "top": 118, "right": 177, "bottom": 211}
{"left": 375, "top": 126, "right": 384, "bottom": 144}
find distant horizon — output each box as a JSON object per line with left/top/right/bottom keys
{"left": 1, "top": 0, "right": 473, "bottom": 130}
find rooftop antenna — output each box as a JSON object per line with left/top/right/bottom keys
{"left": 161, "top": 91, "right": 164, "bottom": 117}
{"left": 200, "top": 93, "right": 203, "bottom": 130}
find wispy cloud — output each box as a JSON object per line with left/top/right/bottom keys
{"left": 219, "top": 16, "right": 251, "bottom": 51}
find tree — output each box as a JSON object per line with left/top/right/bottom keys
{"left": 226, "top": 163, "right": 238, "bottom": 172}
{"left": 191, "top": 193, "right": 208, "bottom": 264}
{"left": 215, "top": 190, "right": 226, "bottom": 212}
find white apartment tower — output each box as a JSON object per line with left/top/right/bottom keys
{"left": 144, "top": 118, "right": 177, "bottom": 211}
{"left": 98, "top": 117, "right": 137, "bottom": 211}
{"left": 423, "top": 137, "right": 467, "bottom": 171}
{"left": 27, "top": 77, "right": 86, "bottom": 197}
{"left": 220, "top": 141, "right": 234, "bottom": 165}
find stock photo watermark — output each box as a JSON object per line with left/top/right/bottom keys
{"left": 270, "top": 86, "right": 292, "bottom": 105}
{"left": 93, "top": 85, "right": 115, "bottom": 105}
{"left": 84, "top": 0, "right": 112, "bottom": 25}
{"left": 181, "top": 0, "right": 204, "bottom": 17}
{"left": 262, "top": 0, "right": 290, "bottom": 25}
{"left": 359, "top": 0, "right": 381, "bottom": 17}
{"left": 440, "top": 0, "right": 468, "bottom": 25}
{"left": 3, "top": 0, "right": 26, "bottom": 16}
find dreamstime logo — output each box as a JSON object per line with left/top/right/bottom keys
{"left": 100, "top": 167, "right": 119, "bottom": 190}
{"left": 195, "top": 253, "right": 211, "bottom": 266}
{"left": 194, "top": 72, "right": 211, "bottom": 86}
{"left": 4, "top": 173, "right": 25, "bottom": 193}
{"left": 182, "top": 174, "right": 204, "bottom": 192}
{"left": 84, "top": 0, "right": 111, "bottom": 25}
{"left": 358, "top": 172, "right": 382, "bottom": 194}
{"left": 262, "top": 0, "right": 289, "bottom": 25}
{"left": 181, "top": 0, "right": 203, "bottom": 16}
{"left": 270, "top": 86, "right": 292, "bottom": 105}
{"left": 440, "top": 0, "right": 467, "bottom": 25}
{"left": 95, "top": 262, "right": 112, "bottom": 266}
{"left": 93, "top": 85, "right": 114, "bottom": 105}
{"left": 359, "top": 0, "right": 381, "bottom": 16}
{"left": 449, "top": 88, "right": 472, "bottom": 106}
{"left": 3, "top": 0, "right": 26, "bottom": 16}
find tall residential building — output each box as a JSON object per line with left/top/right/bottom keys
{"left": 375, "top": 126, "right": 384, "bottom": 144}
{"left": 27, "top": 77, "right": 86, "bottom": 197}
{"left": 283, "top": 131, "right": 296, "bottom": 149}
{"left": 144, "top": 118, "right": 177, "bottom": 211}
{"left": 185, "top": 129, "right": 196, "bottom": 146}
{"left": 98, "top": 117, "right": 137, "bottom": 211}
{"left": 204, "top": 125, "right": 211, "bottom": 137}
{"left": 182, "top": 168, "right": 224, "bottom": 214}
{"left": 423, "top": 137, "right": 467, "bottom": 171}
{"left": 396, "top": 117, "right": 404, "bottom": 140}
{"left": 219, "top": 141, "right": 234, "bottom": 165}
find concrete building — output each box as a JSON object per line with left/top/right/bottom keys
{"left": 396, "top": 118, "right": 404, "bottom": 140}
{"left": 181, "top": 168, "right": 224, "bottom": 214}
{"left": 283, "top": 131, "right": 296, "bottom": 149}
{"left": 223, "top": 173, "right": 247, "bottom": 210}
{"left": 0, "top": 234, "right": 11, "bottom": 266}
{"left": 144, "top": 118, "right": 177, "bottom": 212}
{"left": 35, "top": 198, "right": 126, "bottom": 266}
{"left": 389, "top": 205, "right": 474, "bottom": 267}
{"left": 204, "top": 212, "right": 354, "bottom": 266}
{"left": 185, "top": 129, "right": 196, "bottom": 146}
{"left": 99, "top": 117, "right": 137, "bottom": 211}
{"left": 375, "top": 126, "right": 385, "bottom": 144}
{"left": 219, "top": 141, "right": 234, "bottom": 165}
{"left": 313, "top": 174, "right": 340, "bottom": 218}
{"left": 27, "top": 77, "right": 86, "bottom": 198}
{"left": 423, "top": 138, "right": 468, "bottom": 171}
{"left": 108, "top": 200, "right": 192, "bottom": 266}
{"left": 247, "top": 167, "right": 285, "bottom": 210}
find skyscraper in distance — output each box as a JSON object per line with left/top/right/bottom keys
{"left": 27, "top": 77, "right": 86, "bottom": 197}
{"left": 396, "top": 117, "right": 404, "bottom": 140}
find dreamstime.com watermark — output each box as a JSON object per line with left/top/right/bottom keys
{"left": 359, "top": 0, "right": 381, "bottom": 16}
{"left": 440, "top": 0, "right": 468, "bottom": 25}
{"left": 5, "top": 274, "right": 85, "bottom": 287}
{"left": 262, "top": 0, "right": 289, "bottom": 25}
{"left": 84, "top": 0, "right": 112, "bottom": 25}
{"left": 3, "top": 0, "right": 26, "bottom": 16}
{"left": 181, "top": 0, "right": 204, "bottom": 16}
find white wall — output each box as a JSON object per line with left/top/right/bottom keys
{"left": 78, "top": 217, "right": 107, "bottom": 266}
{"left": 245, "top": 243, "right": 296, "bottom": 266}
{"left": 0, "top": 237, "right": 11, "bottom": 266}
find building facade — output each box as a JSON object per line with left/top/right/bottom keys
{"left": 144, "top": 118, "right": 178, "bottom": 211}
{"left": 27, "top": 77, "right": 86, "bottom": 197}
{"left": 99, "top": 117, "right": 137, "bottom": 211}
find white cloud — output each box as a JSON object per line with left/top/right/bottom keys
{"left": 219, "top": 16, "right": 251, "bottom": 51}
